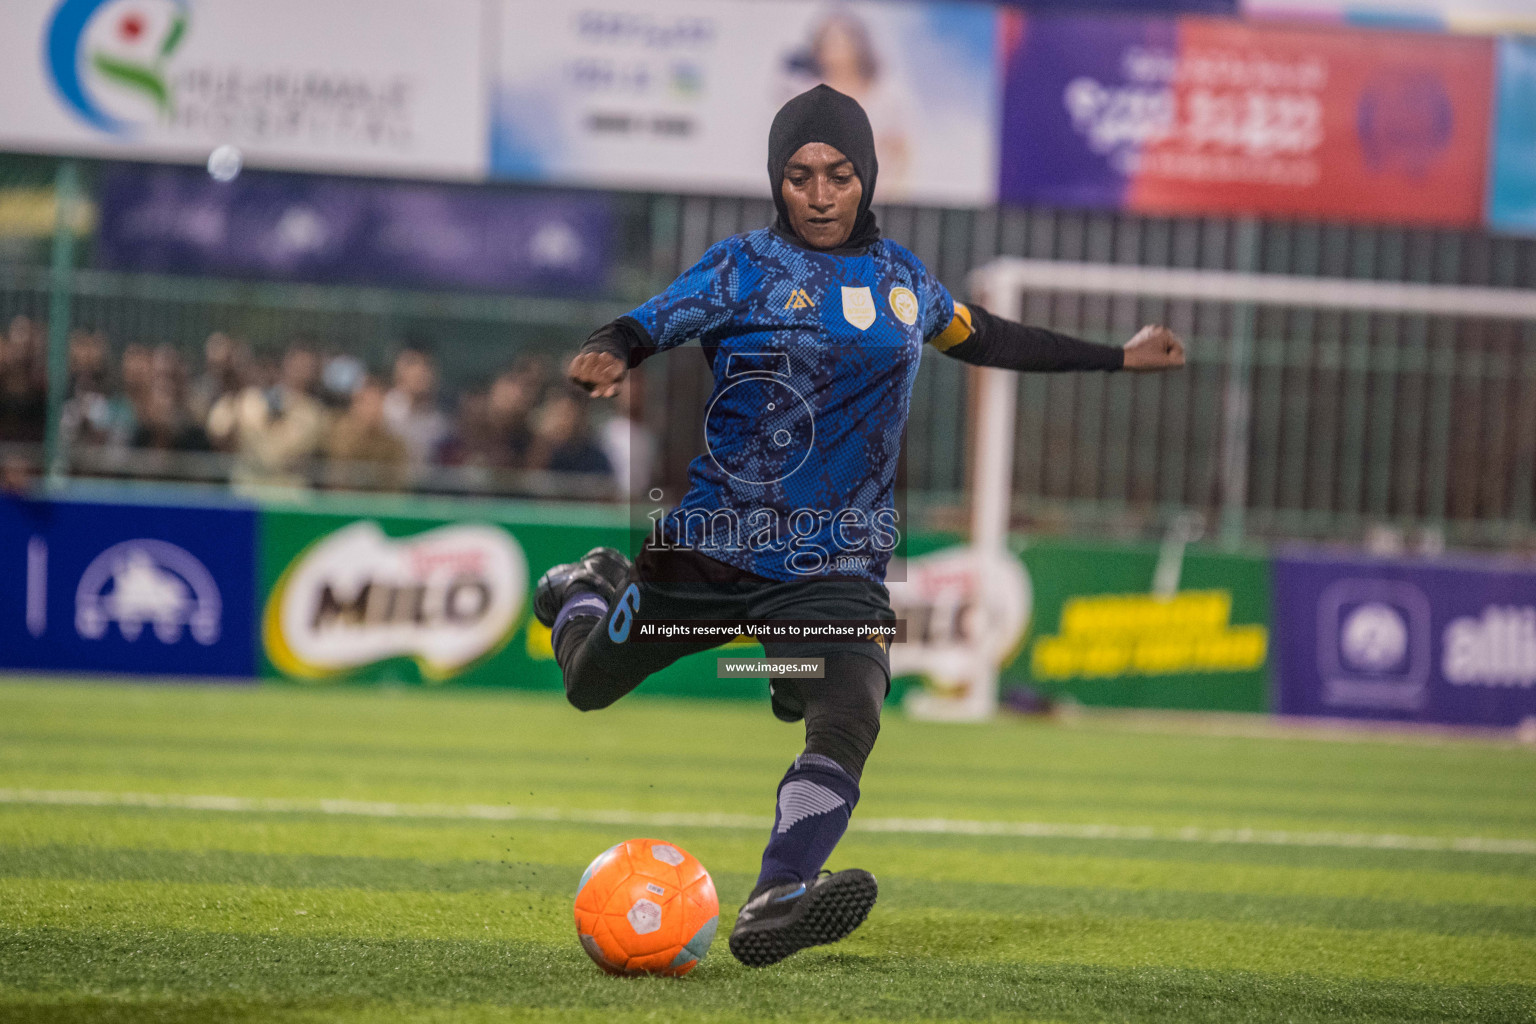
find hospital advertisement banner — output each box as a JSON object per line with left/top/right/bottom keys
{"left": 0, "top": 496, "right": 259, "bottom": 679}
{"left": 0, "top": 0, "right": 486, "bottom": 181}
{"left": 998, "top": 538, "right": 1271, "bottom": 713}
{"left": 1488, "top": 37, "right": 1536, "bottom": 235}
{"left": 1274, "top": 551, "right": 1536, "bottom": 728}
{"left": 490, "top": 0, "right": 999, "bottom": 207}
{"left": 997, "top": 14, "right": 1493, "bottom": 226}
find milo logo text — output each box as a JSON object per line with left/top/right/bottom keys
{"left": 265, "top": 521, "right": 526, "bottom": 681}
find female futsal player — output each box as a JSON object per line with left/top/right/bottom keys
{"left": 534, "top": 85, "right": 1184, "bottom": 967}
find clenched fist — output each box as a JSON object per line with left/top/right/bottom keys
{"left": 1122, "top": 325, "right": 1185, "bottom": 372}
{"left": 568, "top": 349, "right": 626, "bottom": 398}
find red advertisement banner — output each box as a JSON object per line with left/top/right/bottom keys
{"left": 1001, "top": 15, "right": 1495, "bottom": 226}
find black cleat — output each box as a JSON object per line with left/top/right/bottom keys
{"left": 728, "top": 869, "right": 878, "bottom": 967}
{"left": 533, "top": 547, "right": 634, "bottom": 627}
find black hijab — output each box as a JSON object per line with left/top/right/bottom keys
{"left": 768, "top": 84, "right": 880, "bottom": 253}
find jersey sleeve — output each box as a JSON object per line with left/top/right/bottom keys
{"left": 623, "top": 239, "right": 743, "bottom": 359}
{"left": 899, "top": 250, "right": 972, "bottom": 350}
{"left": 916, "top": 262, "right": 958, "bottom": 344}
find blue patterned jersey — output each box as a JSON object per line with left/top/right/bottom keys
{"left": 625, "top": 227, "right": 963, "bottom": 583}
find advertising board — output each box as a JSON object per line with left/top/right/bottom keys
{"left": 1488, "top": 37, "right": 1536, "bottom": 235}
{"left": 96, "top": 163, "right": 615, "bottom": 294}
{"left": 1274, "top": 550, "right": 1536, "bottom": 728}
{"left": 257, "top": 505, "right": 760, "bottom": 698}
{"left": 10, "top": 491, "right": 1536, "bottom": 729}
{"left": 1008, "top": 538, "right": 1271, "bottom": 712}
{"left": 887, "top": 540, "right": 1031, "bottom": 717}
{"left": 0, "top": 0, "right": 486, "bottom": 180}
{"left": 1242, "top": 0, "right": 1536, "bottom": 35}
{"left": 490, "top": 0, "right": 998, "bottom": 206}
{"left": 0, "top": 496, "right": 258, "bottom": 678}
{"left": 998, "top": 14, "right": 1493, "bottom": 226}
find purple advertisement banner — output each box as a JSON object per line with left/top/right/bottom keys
{"left": 1274, "top": 551, "right": 1536, "bottom": 728}
{"left": 97, "top": 164, "right": 614, "bottom": 295}
{"left": 998, "top": 14, "right": 1167, "bottom": 210}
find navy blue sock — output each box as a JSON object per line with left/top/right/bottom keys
{"left": 754, "top": 753, "right": 860, "bottom": 891}
{"left": 551, "top": 592, "right": 608, "bottom": 669}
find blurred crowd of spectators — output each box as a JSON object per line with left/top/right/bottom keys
{"left": 0, "top": 314, "right": 652, "bottom": 497}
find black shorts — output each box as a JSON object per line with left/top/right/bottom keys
{"left": 572, "top": 543, "right": 895, "bottom": 686}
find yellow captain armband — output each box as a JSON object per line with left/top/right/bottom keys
{"left": 928, "top": 302, "right": 974, "bottom": 352}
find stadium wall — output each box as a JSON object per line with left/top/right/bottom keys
{"left": 5, "top": 490, "right": 1533, "bottom": 728}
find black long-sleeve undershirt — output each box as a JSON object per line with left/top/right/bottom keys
{"left": 937, "top": 302, "right": 1124, "bottom": 372}
{"left": 581, "top": 316, "right": 649, "bottom": 367}
{"left": 578, "top": 304, "right": 1124, "bottom": 373}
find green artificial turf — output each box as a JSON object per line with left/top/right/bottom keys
{"left": 0, "top": 678, "right": 1533, "bottom": 1023}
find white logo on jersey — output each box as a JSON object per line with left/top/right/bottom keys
{"left": 841, "top": 286, "right": 876, "bottom": 331}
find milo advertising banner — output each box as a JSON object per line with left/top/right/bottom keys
{"left": 263, "top": 516, "right": 529, "bottom": 683}
{"left": 256, "top": 502, "right": 763, "bottom": 698}
{"left": 1008, "top": 537, "right": 1271, "bottom": 712}
{"left": 887, "top": 538, "right": 1032, "bottom": 717}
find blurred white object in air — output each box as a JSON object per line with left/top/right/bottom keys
{"left": 530, "top": 219, "right": 582, "bottom": 269}
{"left": 207, "top": 145, "right": 243, "bottom": 183}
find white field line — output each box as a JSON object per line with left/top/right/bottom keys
{"left": 2, "top": 787, "right": 1533, "bottom": 856}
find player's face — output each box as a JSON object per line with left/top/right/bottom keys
{"left": 781, "top": 143, "right": 862, "bottom": 250}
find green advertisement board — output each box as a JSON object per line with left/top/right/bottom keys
{"left": 1007, "top": 538, "right": 1272, "bottom": 713}
{"left": 256, "top": 498, "right": 768, "bottom": 700}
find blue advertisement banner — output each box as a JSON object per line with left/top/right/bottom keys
{"left": 1273, "top": 550, "right": 1536, "bottom": 728}
{"left": 1488, "top": 36, "right": 1536, "bottom": 235}
{"left": 0, "top": 497, "right": 258, "bottom": 679}
{"left": 96, "top": 164, "right": 614, "bottom": 295}
{"left": 1243, "top": 1, "right": 1536, "bottom": 36}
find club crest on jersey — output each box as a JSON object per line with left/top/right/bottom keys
{"left": 784, "top": 288, "right": 815, "bottom": 310}
{"left": 889, "top": 287, "right": 919, "bottom": 326}
{"left": 841, "top": 286, "right": 876, "bottom": 330}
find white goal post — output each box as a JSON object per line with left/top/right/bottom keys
{"left": 926, "top": 257, "right": 1536, "bottom": 723}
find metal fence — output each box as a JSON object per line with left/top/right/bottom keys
{"left": 973, "top": 256, "right": 1536, "bottom": 554}
{"left": 3, "top": 153, "right": 1536, "bottom": 549}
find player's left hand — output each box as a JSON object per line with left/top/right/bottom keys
{"left": 1122, "top": 325, "right": 1185, "bottom": 372}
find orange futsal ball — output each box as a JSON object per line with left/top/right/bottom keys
{"left": 574, "top": 838, "right": 720, "bottom": 977}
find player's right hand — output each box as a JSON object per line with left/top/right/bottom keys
{"left": 568, "top": 349, "right": 626, "bottom": 398}
{"left": 1122, "top": 325, "right": 1186, "bottom": 372}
